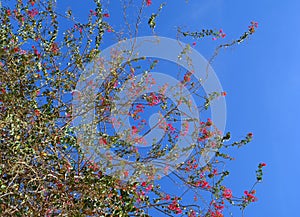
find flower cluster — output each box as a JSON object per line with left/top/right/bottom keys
{"left": 167, "top": 198, "right": 182, "bottom": 214}
{"left": 244, "top": 190, "right": 257, "bottom": 202}
{"left": 212, "top": 29, "right": 226, "bottom": 41}
{"left": 249, "top": 21, "right": 259, "bottom": 33}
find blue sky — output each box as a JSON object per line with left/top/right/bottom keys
{"left": 61, "top": 0, "right": 299, "bottom": 216}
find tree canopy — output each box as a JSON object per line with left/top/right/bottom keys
{"left": 0, "top": 1, "right": 265, "bottom": 216}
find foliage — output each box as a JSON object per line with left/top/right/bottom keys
{"left": 0, "top": 0, "right": 265, "bottom": 216}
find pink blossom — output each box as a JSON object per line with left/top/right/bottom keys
{"left": 146, "top": 184, "right": 153, "bottom": 191}
{"left": 28, "top": 8, "right": 38, "bottom": 18}
{"left": 223, "top": 188, "right": 233, "bottom": 199}
{"left": 146, "top": 0, "right": 152, "bottom": 6}
{"left": 132, "top": 126, "right": 138, "bottom": 134}
{"left": 99, "top": 138, "right": 107, "bottom": 145}
{"left": 164, "top": 194, "right": 171, "bottom": 200}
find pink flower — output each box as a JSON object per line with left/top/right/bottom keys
{"left": 146, "top": 0, "right": 152, "bottom": 6}
{"left": 223, "top": 188, "right": 233, "bottom": 199}
{"left": 28, "top": 8, "right": 38, "bottom": 18}
{"left": 51, "top": 43, "right": 59, "bottom": 55}
{"left": 219, "top": 29, "right": 226, "bottom": 38}
{"left": 132, "top": 126, "right": 138, "bottom": 134}
{"left": 164, "top": 194, "right": 171, "bottom": 200}
{"left": 146, "top": 184, "right": 153, "bottom": 191}
{"left": 99, "top": 138, "right": 107, "bottom": 145}
{"left": 168, "top": 199, "right": 182, "bottom": 214}
{"left": 148, "top": 93, "right": 161, "bottom": 106}
{"left": 259, "top": 162, "right": 267, "bottom": 167}
{"left": 184, "top": 72, "right": 192, "bottom": 82}
{"left": 251, "top": 21, "right": 259, "bottom": 28}
{"left": 34, "top": 109, "right": 40, "bottom": 116}
{"left": 248, "top": 22, "right": 258, "bottom": 33}
{"left": 244, "top": 190, "right": 257, "bottom": 202}
{"left": 196, "top": 180, "right": 210, "bottom": 189}
{"left": 167, "top": 123, "right": 175, "bottom": 132}
{"left": 209, "top": 210, "right": 223, "bottom": 217}
{"left": 206, "top": 118, "right": 213, "bottom": 126}
{"left": 6, "top": 9, "right": 11, "bottom": 16}
{"left": 188, "top": 210, "right": 196, "bottom": 217}
{"left": 89, "top": 10, "right": 97, "bottom": 16}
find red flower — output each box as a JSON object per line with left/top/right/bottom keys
{"left": 34, "top": 109, "right": 40, "bottom": 116}
{"left": 28, "top": 8, "right": 39, "bottom": 18}
{"left": 184, "top": 73, "right": 191, "bottom": 82}
{"left": 219, "top": 29, "right": 226, "bottom": 38}
{"left": 146, "top": 0, "right": 152, "bottom": 6}
{"left": 164, "top": 194, "right": 171, "bottom": 200}
{"left": 222, "top": 188, "right": 233, "bottom": 199}
{"left": 251, "top": 21, "right": 259, "bottom": 28}
{"left": 167, "top": 123, "right": 175, "bottom": 132}
{"left": 146, "top": 184, "right": 153, "bottom": 191}
{"left": 183, "top": 71, "right": 192, "bottom": 83}
{"left": 168, "top": 199, "right": 182, "bottom": 214}
{"left": 221, "top": 91, "right": 227, "bottom": 96}
{"left": 244, "top": 190, "right": 257, "bottom": 202}
{"left": 248, "top": 21, "right": 258, "bottom": 34}
{"left": 209, "top": 210, "right": 223, "bottom": 217}
{"left": 14, "top": 47, "right": 20, "bottom": 53}
{"left": 103, "top": 13, "right": 110, "bottom": 18}
{"left": 99, "top": 138, "right": 107, "bottom": 145}
{"left": 196, "top": 180, "right": 210, "bottom": 189}
{"left": 188, "top": 210, "right": 196, "bottom": 217}
{"left": 206, "top": 118, "right": 213, "bottom": 126}
{"left": 132, "top": 126, "right": 138, "bottom": 134}
{"left": 51, "top": 43, "right": 59, "bottom": 55}
{"left": 148, "top": 92, "right": 161, "bottom": 106}
{"left": 259, "top": 162, "right": 267, "bottom": 167}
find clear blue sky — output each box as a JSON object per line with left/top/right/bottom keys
{"left": 54, "top": 1, "right": 300, "bottom": 216}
